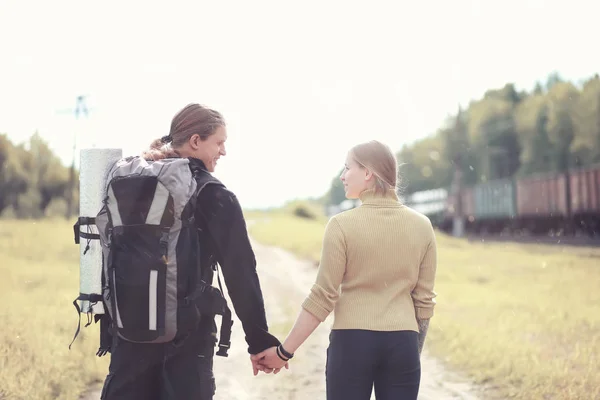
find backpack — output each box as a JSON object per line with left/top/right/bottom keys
{"left": 70, "top": 156, "right": 233, "bottom": 357}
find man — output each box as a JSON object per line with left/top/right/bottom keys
{"left": 99, "top": 103, "right": 280, "bottom": 399}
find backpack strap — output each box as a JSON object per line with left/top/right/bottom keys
{"left": 214, "top": 265, "right": 233, "bottom": 357}
{"left": 69, "top": 216, "right": 104, "bottom": 350}
{"left": 68, "top": 293, "right": 104, "bottom": 350}
{"left": 73, "top": 217, "right": 100, "bottom": 243}
{"left": 73, "top": 216, "right": 100, "bottom": 256}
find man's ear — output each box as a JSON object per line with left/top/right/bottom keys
{"left": 189, "top": 134, "right": 200, "bottom": 150}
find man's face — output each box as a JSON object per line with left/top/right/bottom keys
{"left": 194, "top": 126, "right": 227, "bottom": 172}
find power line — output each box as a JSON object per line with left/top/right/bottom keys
{"left": 55, "top": 95, "right": 92, "bottom": 218}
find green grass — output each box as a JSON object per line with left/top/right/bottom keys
{"left": 0, "top": 219, "right": 109, "bottom": 400}
{"left": 248, "top": 212, "right": 600, "bottom": 400}
{"left": 246, "top": 211, "right": 328, "bottom": 263}
{"left": 3, "top": 213, "right": 599, "bottom": 399}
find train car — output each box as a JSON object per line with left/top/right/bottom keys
{"left": 403, "top": 187, "right": 448, "bottom": 225}
{"left": 462, "top": 187, "right": 475, "bottom": 221}
{"left": 469, "top": 178, "right": 517, "bottom": 233}
{"left": 408, "top": 163, "right": 600, "bottom": 239}
{"left": 569, "top": 163, "right": 600, "bottom": 235}
{"left": 326, "top": 198, "right": 361, "bottom": 217}
{"left": 515, "top": 171, "right": 568, "bottom": 234}
{"left": 481, "top": 164, "right": 600, "bottom": 237}
{"left": 442, "top": 186, "right": 474, "bottom": 232}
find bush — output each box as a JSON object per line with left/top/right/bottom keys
{"left": 292, "top": 204, "right": 317, "bottom": 220}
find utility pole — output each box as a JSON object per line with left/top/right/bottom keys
{"left": 56, "top": 95, "right": 90, "bottom": 218}
{"left": 451, "top": 106, "right": 466, "bottom": 237}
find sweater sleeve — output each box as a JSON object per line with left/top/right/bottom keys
{"left": 411, "top": 223, "right": 437, "bottom": 320}
{"left": 301, "top": 217, "right": 347, "bottom": 322}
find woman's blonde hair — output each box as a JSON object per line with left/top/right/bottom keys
{"left": 350, "top": 140, "right": 400, "bottom": 196}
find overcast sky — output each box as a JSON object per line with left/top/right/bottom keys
{"left": 1, "top": 0, "right": 597, "bottom": 208}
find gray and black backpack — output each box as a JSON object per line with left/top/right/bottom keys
{"left": 71, "top": 156, "right": 233, "bottom": 357}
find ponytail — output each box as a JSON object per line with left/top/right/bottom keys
{"left": 141, "top": 103, "right": 225, "bottom": 161}
{"left": 141, "top": 138, "right": 179, "bottom": 161}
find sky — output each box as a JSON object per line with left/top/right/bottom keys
{"left": 1, "top": 0, "right": 598, "bottom": 209}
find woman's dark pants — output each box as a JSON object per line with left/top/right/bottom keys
{"left": 326, "top": 329, "right": 421, "bottom": 400}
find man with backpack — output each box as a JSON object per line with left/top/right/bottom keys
{"left": 75, "top": 103, "right": 282, "bottom": 399}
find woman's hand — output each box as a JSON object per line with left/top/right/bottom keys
{"left": 251, "top": 346, "right": 289, "bottom": 374}
{"left": 250, "top": 355, "right": 273, "bottom": 376}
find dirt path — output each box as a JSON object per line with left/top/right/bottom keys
{"left": 82, "top": 238, "right": 481, "bottom": 399}
{"left": 213, "top": 239, "right": 481, "bottom": 400}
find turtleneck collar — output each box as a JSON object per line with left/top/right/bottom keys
{"left": 358, "top": 188, "right": 401, "bottom": 207}
{"left": 187, "top": 157, "right": 208, "bottom": 171}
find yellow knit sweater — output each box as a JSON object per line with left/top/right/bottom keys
{"left": 301, "top": 188, "right": 437, "bottom": 332}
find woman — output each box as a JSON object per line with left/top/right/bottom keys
{"left": 252, "top": 140, "right": 438, "bottom": 400}
{"left": 100, "top": 103, "right": 280, "bottom": 400}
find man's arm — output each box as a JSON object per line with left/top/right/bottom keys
{"left": 197, "top": 184, "right": 280, "bottom": 354}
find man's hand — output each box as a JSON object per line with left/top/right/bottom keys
{"left": 250, "top": 356, "right": 274, "bottom": 376}
{"left": 250, "top": 346, "right": 289, "bottom": 374}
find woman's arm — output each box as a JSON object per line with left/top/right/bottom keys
{"left": 252, "top": 217, "right": 347, "bottom": 370}
{"left": 417, "top": 318, "right": 430, "bottom": 354}
{"left": 412, "top": 222, "right": 437, "bottom": 355}
{"left": 300, "top": 218, "right": 347, "bottom": 322}
{"left": 250, "top": 308, "right": 322, "bottom": 373}
{"left": 282, "top": 308, "right": 321, "bottom": 354}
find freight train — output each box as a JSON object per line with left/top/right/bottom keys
{"left": 403, "top": 163, "right": 600, "bottom": 237}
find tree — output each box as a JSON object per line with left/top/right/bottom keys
{"left": 468, "top": 96, "right": 521, "bottom": 181}
{"left": 572, "top": 75, "right": 600, "bottom": 165}
{"left": 518, "top": 104, "right": 553, "bottom": 175}
{"left": 443, "top": 107, "right": 477, "bottom": 185}
{"left": 396, "top": 133, "right": 452, "bottom": 193}
{"left": 542, "top": 82, "right": 577, "bottom": 173}
{"left": 322, "top": 73, "right": 600, "bottom": 200}
{"left": 325, "top": 168, "right": 346, "bottom": 206}
{"left": 546, "top": 71, "right": 563, "bottom": 91}
{"left": 28, "top": 133, "right": 70, "bottom": 213}
{"left": 0, "top": 133, "right": 73, "bottom": 218}
{"left": 0, "top": 134, "right": 29, "bottom": 215}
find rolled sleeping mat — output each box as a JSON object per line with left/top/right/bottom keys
{"left": 78, "top": 148, "right": 122, "bottom": 315}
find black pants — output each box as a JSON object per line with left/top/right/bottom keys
{"left": 100, "top": 320, "right": 217, "bottom": 400}
{"left": 326, "top": 329, "right": 421, "bottom": 400}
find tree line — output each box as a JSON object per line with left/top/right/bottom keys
{"left": 5, "top": 72, "right": 600, "bottom": 217}
{"left": 0, "top": 133, "right": 77, "bottom": 219}
{"left": 326, "top": 72, "right": 600, "bottom": 205}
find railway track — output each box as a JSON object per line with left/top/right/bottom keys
{"left": 464, "top": 232, "right": 600, "bottom": 247}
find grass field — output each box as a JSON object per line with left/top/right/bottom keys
{"left": 3, "top": 214, "right": 599, "bottom": 399}
{"left": 248, "top": 213, "right": 600, "bottom": 400}
{"left": 245, "top": 210, "right": 328, "bottom": 263}
{"left": 0, "top": 219, "right": 109, "bottom": 400}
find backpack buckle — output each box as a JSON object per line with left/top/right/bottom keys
{"left": 73, "top": 217, "right": 99, "bottom": 245}
{"left": 216, "top": 343, "right": 230, "bottom": 357}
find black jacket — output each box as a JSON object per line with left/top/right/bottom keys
{"left": 189, "top": 157, "right": 280, "bottom": 354}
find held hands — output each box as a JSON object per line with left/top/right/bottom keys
{"left": 250, "top": 355, "right": 277, "bottom": 376}
{"left": 250, "top": 345, "right": 292, "bottom": 376}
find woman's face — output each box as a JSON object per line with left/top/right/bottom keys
{"left": 340, "top": 153, "right": 371, "bottom": 199}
